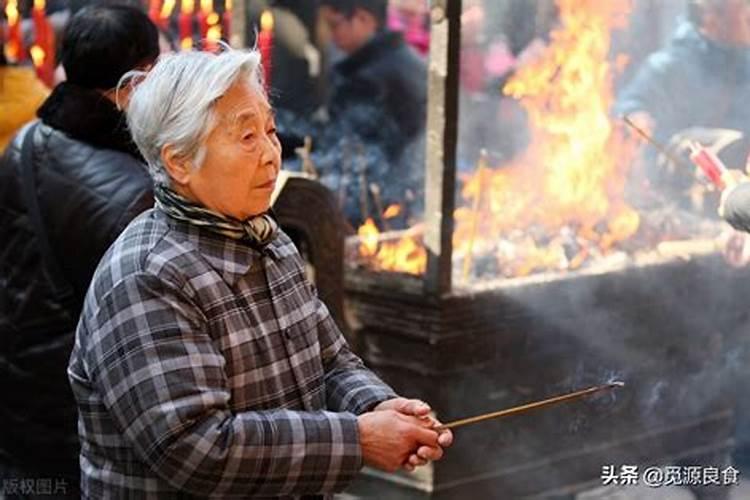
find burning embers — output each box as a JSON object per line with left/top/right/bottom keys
{"left": 351, "top": 0, "right": 710, "bottom": 281}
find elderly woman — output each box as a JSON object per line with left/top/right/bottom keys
{"left": 68, "top": 49, "right": 451, "bottom": 497}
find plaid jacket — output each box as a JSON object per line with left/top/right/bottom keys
{"left": 68, "top": 209, "right": 396, "bottom": 499}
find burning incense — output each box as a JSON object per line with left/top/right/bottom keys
{"left": 621, "top": 115, "right": 689, "bottom": 169}
{"left": 435, "top": 381, "right": 624, "bottom": 431}
{"left": 369, "top": 183, "right": 391, "bottom": 231}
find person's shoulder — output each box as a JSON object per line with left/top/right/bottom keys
{"left": 43, "top": 126, "right": 152, "bottom": 202}
{"left": 89, "top": 211, "right": 199, "bottom": 300}
{"left": 372, "top": 31, "right": 425, "bottom": 70}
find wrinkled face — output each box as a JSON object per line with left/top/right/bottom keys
{"left": 183, "top": 81, "right": 281, "bottom": 220}
{"left": 321, "top": 6, "right": 373, "bottom": 54}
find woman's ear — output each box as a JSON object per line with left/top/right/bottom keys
{"left": 161, "top": 144, "right": 192, "bottom": 186}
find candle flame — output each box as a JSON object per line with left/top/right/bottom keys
{"left": 260, "top": 10, "right": 274, "bottom": 32}
{"left": 207, "top": 12, "right": 219, "bottom": 25}
{"left": 207, "top": 25, "right": 221, "bottom": 42}
{"left": 5, "top": 0, "right": 19, "bottom": 25}
{"left": 181, "top": 38, "right": 193, "bottom": 50}
{"left": 33, "top": 0, "right": 45, "bottom": 11}
{"left": 30, "top": 45, "right": 45, "bottom": 67}
{"left": 160, "top": 0, "right": 176, "bottom": 19}
{"left": 181, "top": 0, "right": 194, "bottom": 15}
{"left": 383, "top": 204, "right": 402, "bottom": 219}
{"left": 225, "top": 0, "right": 231, "bottom": 11}
{"left": 200, "top": 0, "right": 212, "bottom": 15}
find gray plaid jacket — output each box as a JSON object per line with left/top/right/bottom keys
{"left": 68, "top": 209, "right": 396, "bottom": 498}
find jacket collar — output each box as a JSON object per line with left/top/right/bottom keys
{"left": 154, "top": 209, "right": 289, "bottom": 286}
{"left": 37, "top": 82, "right": 143, "bottom": 160}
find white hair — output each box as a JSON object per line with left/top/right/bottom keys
{"left": 123, "top": 48, "right": 265, "bottom": 187}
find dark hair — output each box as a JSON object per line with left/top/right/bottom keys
{"left": 62, "top": 4, "right": 159, "bottom": 89}
{"left": 319, "top": 0, "right": 387, "bottom": 27}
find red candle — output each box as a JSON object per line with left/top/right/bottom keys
{"left": 179, "top": 0, "right": 195, "bottom": 50}
{"left": 31, "top": 0, "right": 54, "bottom": 86}
{"left": 159, "top": 0, "right": 176, "bottom": 32}
{"left": 5, "top": 0, "right": 25, "bottom": 62}
{"left": 32, "top": 0, "right": 47, "bottom": 54}
{"left": 258, "top": 10, "right": 274, "bottom": 88}
{"left": 148, "top": 0, "right": 161, "bottom": 26}
{"left": 689, "top": 142, "right": 728, "bottom": 189}
{"left": 205, "top": 13, "right": 221, "bottom": 52}
{"left": 198, "top": 0, "right": 212, "bottom": 42}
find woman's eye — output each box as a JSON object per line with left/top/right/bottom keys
{"left": 242, "top": 132, "right": 254, "bottom": 141}
{"left": 267, "top": 127, "right": 277, "bottom": 136}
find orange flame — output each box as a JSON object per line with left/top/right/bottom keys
{"left": 357, "top": 219, "right": 426, "bottom": 275}
{"left": 160, "top": 0, "right": 176, "bottom": 19}
{"left": 260, "top": 10, "right": 274, "bottom": 32}
{"left": 29, "top": 45, "right": 45, "bottom": 68}
{"left": 5, "top": 0, "right": 19, "bottom": 25}
{"left": 357, "top": 0, "right": 639, "bottom": 279}
{"left": 383, "top": 204, "right": 402, "bottom": 219}
{"left": 4, "top": 0, "right": 21, "bottom": 60}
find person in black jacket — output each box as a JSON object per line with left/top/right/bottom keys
{"left": 296, "top": 0, "right": 426, "bottom": 227}
{"left": 0, "top": 5, "right": 158, "bottom": 496}
{"left": 320, "top": 0, "right": 426, "bottom": 162}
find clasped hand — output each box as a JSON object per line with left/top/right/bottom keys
{"left": 357, "top": 397, "right": 453, "bottom": 473}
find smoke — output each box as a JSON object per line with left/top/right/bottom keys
{"left": 277, "top": 105, "right": 425, "bottom": 230}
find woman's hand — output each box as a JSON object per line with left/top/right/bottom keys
{"left": 373, "top": 398, "right": 454, "bottom": 471}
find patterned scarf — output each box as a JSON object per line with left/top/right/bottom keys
{"left": 154, "top": 184, "right": 278, "bottom": 246}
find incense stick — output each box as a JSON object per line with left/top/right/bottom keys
{"left": 435, "top": 381, "right": 624, "bottom": 431}
{"left": 621, "top": 115, "right": 688, "bottom": 169}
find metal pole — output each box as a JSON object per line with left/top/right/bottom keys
{"left": 424, "top": 0, "right": 461, "bottom": 296}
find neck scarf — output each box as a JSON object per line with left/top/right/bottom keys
{"left": 154, "top": 184, "right": 278, "bottom": 247}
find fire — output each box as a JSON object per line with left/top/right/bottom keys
{"left": 5, "top": 0, "right": 18, "bottom": 25}
{"left": 4, "top": 0, "right": 20, "bottom": 61}
{"left": 356, "top": 0, "right": 641, "bottom": 280}
{"left": 260, "top": 10, "right": 274, "bottom": 32}
{"left": 29, "top": 46, "right": 45, "bottom": 68}
{"left": 357, "top": 218, "right": 426, "bottom": 275}
{"left": 160, "top": 0, "right": 176, "bottom": 20}
{"left": 383, "top": 204, "right": 402, "bottom": 219}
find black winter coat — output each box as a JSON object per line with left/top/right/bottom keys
{"left": 328, "top": 30, "right": 427, "bottom": 161}
{"left": 0, "top": 82, "right": 153, "bottom": 481}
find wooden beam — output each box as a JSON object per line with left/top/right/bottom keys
{"left": 424, "top": 0, "right": 461, "bottom": 296}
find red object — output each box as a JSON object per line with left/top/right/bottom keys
{"left": 148, "top": 0, "right": 161, "bottom": 25}
{"left": 32, "top": 5, "right": 54, "bottom": 86}
{"left": 198, "top": 11, "right": 209, "bottom": 40}
{"left": 179, "top": 12, "right": 193, "bottom": 47}
{"left": 258, "top": 29, "right": 273, "bottom": 87}
{"left": 8, "top": 20, "right": 25, "bottom": 62}
{"left": 690, "top": 143, "right": 727, "bottom": 189}
{"left": 32, "top": 6, "right": 47, "bottom": 52}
